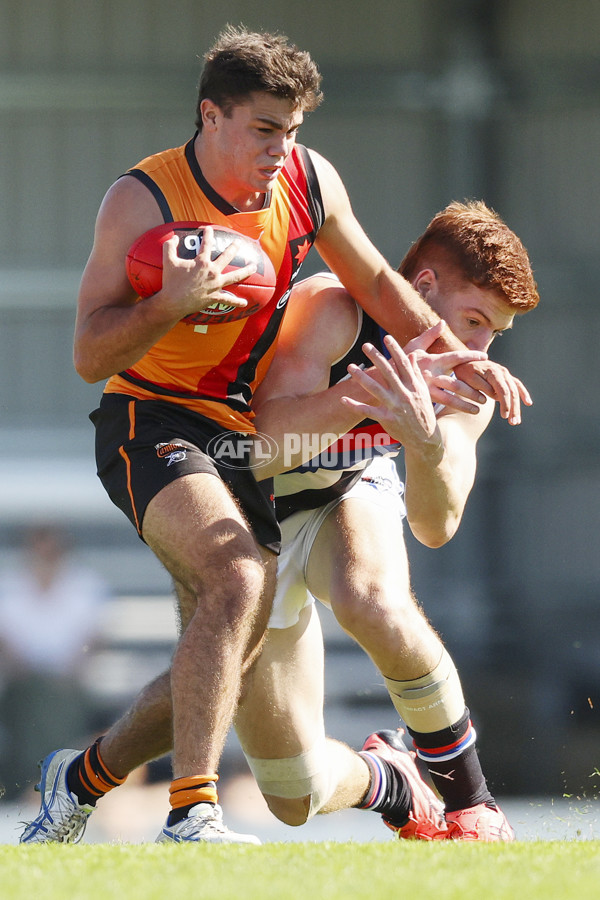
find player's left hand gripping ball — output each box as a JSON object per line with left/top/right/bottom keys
{"left": 126, "top": 221, "right": 277, "bottom": 325}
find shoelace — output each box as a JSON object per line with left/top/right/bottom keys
{"left": 23, "top": 792, "right": 90, "bottom": 843}
{"left": 50, "top": 807, "right": 90, "bottom": 843}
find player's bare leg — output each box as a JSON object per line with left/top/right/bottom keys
{"left": 235, "top": 604, "right": 443, "bottom": 837}
{"left": 99, "top": 671, "right": 173, "bottom": 777}
{"left": 306, "top": 497, "right": 442, "bottom": 680}
{"left": 20, "top": 472, "right": 275, "bottom": 844}
{"left": 142, "top": 473, "right": 271, "bottom": 777}
{"left": 306, "top": 495, "right": 511, "bottom": 840}
{"left": 236, "top": 604, "right": 369, "bottom": 825}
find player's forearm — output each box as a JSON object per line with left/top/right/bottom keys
{"left": 362, "top": 269, "right": 465, "bottom": 352}
{"left": 403, "top": 444, "right": 467, "bottom": 548}
{"left": 73, "top": 297, "right": 180, "bottom": 383}
{"left": 252, "top": 381, "right": 370, "bottom": 478}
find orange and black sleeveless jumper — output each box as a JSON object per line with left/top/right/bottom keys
{"left": 104, "top": 136, "right": 324, "bottom": 432}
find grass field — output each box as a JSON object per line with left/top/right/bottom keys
{"left": 2, "top": 841, "right": 599, "bottom": 900}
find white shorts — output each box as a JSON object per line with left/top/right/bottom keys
{"left": 269, "top": 455, "right": 406, "bottom": 629}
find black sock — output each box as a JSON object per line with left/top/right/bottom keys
{"left": 167, "top": 800, "right": 216, "bottom": 826}
{"left": 66, "top": 738, "right": 124, "bottom": 807}
{"left": 358, "top": 751, "right": 413, "bottom": 828}
{"left": 408, "top": 710, "right": 495, "bottom": 813}
{"left": 66, "top": 752, "right": 97, "bottom": 807}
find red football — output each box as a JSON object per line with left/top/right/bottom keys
{"left": 126, "top": 221, "right": 277, "bottom": 325}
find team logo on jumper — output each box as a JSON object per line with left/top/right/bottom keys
{"left": 276, "top": 287, "right": 292, "bottom": 310}
{"left": 206, "top": 432, "right": 279, "bottom": 470}
{"left": 155, "top": 442, "right": 188, "bottom": 466}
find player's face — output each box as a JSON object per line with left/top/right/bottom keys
{"left": 416, "top": 272, "right": 515, "bottom": 352}
{"left": 202, "top": 93, "right": 304, "bottom": 203}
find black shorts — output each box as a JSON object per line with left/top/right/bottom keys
{"left": 90, "top": 394, "right": 280, "bottom": 553}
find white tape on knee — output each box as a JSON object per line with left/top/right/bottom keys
{"left": 244, "top": 738, "right": 333, "bottom": 818}
{"left": 383, "top": 647, "right": 465, "bottom": 733}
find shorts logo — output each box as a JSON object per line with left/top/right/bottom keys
{"left": 361, "top": 475, "right": 393, "bottom": 491}
{"left": 155, "top": 442, "right": 188, "bottom": 466}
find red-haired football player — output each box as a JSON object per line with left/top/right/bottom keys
{"left": 232, "top": 201, "right": 538, "bottom": 842}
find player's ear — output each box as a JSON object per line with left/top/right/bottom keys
{"left": 413, "top": 268, "right": 437, "bottom": 300}
{"left": 199, "top": 99, "right": 219, "bottom": 131}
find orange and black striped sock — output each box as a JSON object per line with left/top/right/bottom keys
{"left": 67, "top": 737, "right": 127, "bottom": 806}
{"left": 167, "top": 774, "right": 219, "bottom": 825}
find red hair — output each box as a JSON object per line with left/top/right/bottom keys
{"left": 400, "top": 201, "right": 539, "bottom": 312}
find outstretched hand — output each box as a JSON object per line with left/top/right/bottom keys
{"left": 403, "top": 321, "right": 488, "bottom": 414}
{"left": 340, "top": 336, "right": 444, "bottom": 453}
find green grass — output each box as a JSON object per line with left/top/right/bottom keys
{"left": 2, "top": 841, "right": 600, "bottom": 900}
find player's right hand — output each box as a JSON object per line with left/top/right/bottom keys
{"left": 403, "top": 323, "right": 488, "bottom": 413}
{"left": 406, "top": 319, "right": 532, "bottom": 425}
{"left": 159, "top": 226, "right": 256, "bottom": 316}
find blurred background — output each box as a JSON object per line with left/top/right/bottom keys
{"left": 0, "top": 0, "right": 599, "bottom": 833}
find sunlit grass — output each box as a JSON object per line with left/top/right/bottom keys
{"left": 3, "top": 840, "right": 600, "bottom": 900}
